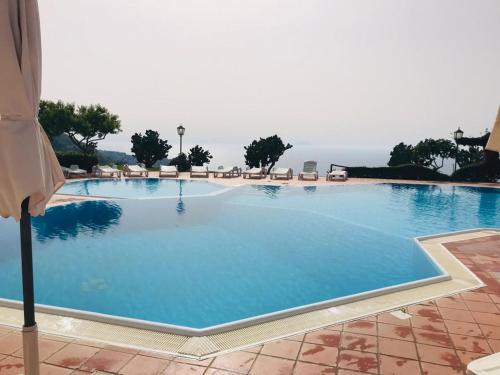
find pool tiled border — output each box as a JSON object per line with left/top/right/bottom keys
{"left": 0, "top": 229, "right": 494, "bottom": 360}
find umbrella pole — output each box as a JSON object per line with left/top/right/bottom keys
{"left": 20, "top": 198, "right": 40, "bottom": 375}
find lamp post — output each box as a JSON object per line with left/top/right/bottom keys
{"left": 177, "top": 124, "right": 185, "bottom": 155}
{"left": 453, "top": 127, "right": 464, "bottom": 173}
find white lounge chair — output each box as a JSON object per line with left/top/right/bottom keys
{"left": 62, "top": 164, "right": 87, "bottom": 178}
{"left": 213, "top": 166, "right": 234, "bottom": 178}
{"left": 270, "top": 167, "right": 293, "bottom": 180}
{"left": 298, "top": 161, "right": 318, "bottom": 181}
{"left": 242, "top": 167, "right": 266, "bottom": 179}
{"left": 123, "top": 164, "right": 148, "bottom": 177}
{"left": 326, "top": 168, "right": 348, "bottom": 181}
{"left": 231, "top": 166, "right": 242, "bottom": 177}
{"left": 93, "top": 165, "right": 121, "bottom": 178}
{"left": 159, "top": 165, "right": 179, "bottom": 178}
{"left": 190, "top": 165, "right": 209, "bottom": 178}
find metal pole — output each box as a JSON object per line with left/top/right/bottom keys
{"left": 454, "top": 141, "right": 458, "bottom": 173}
{"left": 20, "top": 197, "right": 40, "bottom": 375}
{"left": 179, "top": 134, "right": 183, "bottom": 155}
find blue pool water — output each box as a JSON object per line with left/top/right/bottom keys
{"left": 0, "top": 183, "right": 498, "bottom": 329}
{"left": 58, "top": 178, "right": 225, "bottom": 198}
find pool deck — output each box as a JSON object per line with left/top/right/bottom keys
{"left": 0, "top": 177, "right": 498, "bottom": 374}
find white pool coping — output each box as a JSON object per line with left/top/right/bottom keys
{"left": 0, "top": 228, "right": 495, "bottom": 359}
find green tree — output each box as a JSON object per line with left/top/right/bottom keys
{"left": 413, "top": 138, "right": 455, "bottom": 171}
{"left": 39, "top": 100, "right": 77, "bottom": 140}
{"left": 244, "top": 135, "right": 293, "bottom": 174}
{"left": 388, "top": 142, "right": 414, "bottom": 166}
{"left": 131, "top": 130, "right": 172, "bottom": 168}
{"left": 39, "top": 100, "right": 121, "bottom": 157}
{"left": 169, "top": 153, "right": 190, "bottom": 172}
{"left": 456, "top": 146, "right": 483, "bottom": 168}
{"left": 188, "top": 145, "right": 213, "bottom": 166}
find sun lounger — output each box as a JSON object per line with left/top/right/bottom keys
{"left": 298, "top": 161, "right": 318, "bottom": 181}
{"left": 213, "top": 166, "right": 234, "bottom": 178}
{"left": 326, "top": 168, "right": 348, "bottom": 181}
{"left": 123, "top": 164, "right": 148, "bottom": 177}
{"left": 231, "top": 166, "right": 242, "bottom": 177}
{"left": 159, "top": 165, "right": 179, "bottom": 178}
{"left": 243, "top": 167, "right": 266, "bottom": 179}
{"left": 93, "top": 165, "right": 121, "bottom": 178}
{"left": 62, "top": 165, "right": 87, "bottom": 178}
{"left": 190, "top": 165, "right": 209, "bottom": 178}
{"left": 270, "top": 167, "right": 293, "bottom": 180}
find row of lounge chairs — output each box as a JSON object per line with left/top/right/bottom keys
{"left": 61, "top": 161, "right": 348, "bottom": 181}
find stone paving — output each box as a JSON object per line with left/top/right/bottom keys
{"left": 0, "top": 236, "right": 499, "bottom": 375}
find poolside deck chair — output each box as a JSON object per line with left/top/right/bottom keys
{"left": 298, "top": 161, "right": 318, "bottom": 181}
{"left": 270, "top": 167, "right": 293, "bottom": 180}
{"left": 231, "top": 166, "right": 242, "bottom": 177}
{"left": 93, "top": 165, "right": 121, "bottom": 178}
{"left": 326, "top": 168, "right": 348, "bottom": 181}
{"left": 123, "top": 164, "right": 149, "bottom": 177}
{"left": 213, "top": 166, "right": 234, "bottom": 178}
{"left": 62, "top": 165, "right": 87, "bottom": 178}
{"left": 159, "top": 165, "right": 179, "bottom": 178}
{"left": 190, "top": 165, "right": 209, "bottom": 178}
{"left": 242, "top": 167, "right": 266, "bottom": 179}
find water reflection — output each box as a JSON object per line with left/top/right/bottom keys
{"left": 32, "top": 201, "right": 122, "bottom": 242}
{"left": 303, "top": 186, "right": 317, "bottom": 194}
{"left": 176, "top": 180, "right": 186, "bottom": 215}
{"left": 125, "top": 178, "right": 161, "bottom": 194}
{"left": 252, "top": 185, "right": 282, "bottom": 199}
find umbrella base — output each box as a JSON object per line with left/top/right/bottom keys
{"left": 22, "top": 324, "right": 40, "bottom": 375}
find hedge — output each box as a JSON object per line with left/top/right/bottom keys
{"left": 346, "top": 164, "right": 449, "bottom": 181}
{"left": 56, "top": 152, "right": 98, "bottom": 173}
{"left": 451, "top": 159, "right": 500, "bottom": 182}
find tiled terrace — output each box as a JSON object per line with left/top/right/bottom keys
{"left": 0, "top": 235, "right": 499, "bottom": 375}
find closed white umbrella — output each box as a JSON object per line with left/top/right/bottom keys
{"left": 485, "top": 106, "right": 500, "bottom": 152}
{"left": 0, "top": 1, "right": 65, "bottom": 374}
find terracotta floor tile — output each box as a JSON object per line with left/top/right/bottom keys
{"left": 444, "top": 320, "right": 482, "bottom": 337}
{"left": 489, "top": 294, "right": 500, "bottom": 304}
{"left": 449, "top": 334, "right": 492, "bottom": 354}
{"left": 456, "top": 350, "right": 486, "bottom": 368}
{"left": 378, "top": 337, "right": 417, "bottom": 359}
{"left": 162, "top": 362, "right": 206, "bottom": 375}
{"left": 0, "top": 334, "right": 23, "bottom": 355}
{"left": 39, "top": 363, "right": 73, "bottom": 375}
{"left": 80, "top": 349, "right": 134, "bottom": 373}
{"left": 286, "top": 333, "right": 305, "bottom": 342}
{"left": 337, "top": 350, "right": 378, "bottom": 374}
{"left": 343, "top": 320, "right": 377, "bottom": 336}
{"left": 379, "top": 355, "right": 421, "bottom": 375}
{"left": 479, "top": 324, "right": 500, "bottom": 339}
{"left": 260, "top": 340, "right": 301, "bottom": 360}
{"left": 13, "top": 338, "right": 67, "bottom": 361}
{"left": 119, "top": 355, "right": 170, "bottom": 375}
{"left": 39, "top": 334, "right": 73, "bottom": 344}
{"left": 410, "top": 316, "right": 446, "bottom": 332}
{"left": 377, "top": 323, "right": 414, "bottom": 341}
{"left": 340, "top": 333, "right": 377, "bottom": 353}
{"left": 205, "top": 369, "right": 241, "bottom": 375}
{"left": 211, "top": 351, "right": 257, "bottom": 374}
{"left": 292, "top": 361, "right": 336, "bottom": 374}
{"left": 45, "top": 344, "right": 100, "bottom": 369}
{"left": 421, "top": 361, "right": 464, "bottom": 375}
{"left": 337, "top": 370, "right": 372, "bottom": 375}
{"left": 137, "top": 350, "right": 174, "bottom": 361}
{"left": 0, "top": 356, "right": 24, "bottom": 375}
{"left": 487, "top": 338, "right": 500, "bottom": 351}
{"left": 470, "top": 311, "right": 500, "bottom": 326}
{"left": 413, "top": 328, "right": 453, "bottom": 348}
{"left": 416, "top": 343, "right": 461, "bottom": 369}
{"left": 407, "top": 305, "right": 441, "bottom": 320}
{"left": 461, "top": 291, "right": 492, "bottom": 303}
{"left": 242, "top": 345, "right": 262, "bottom": 354}
{"left": 377, "top": 312, "right": 411, "bottom": 326}
{"left": 104, "top": 345, "right": 139, "bottom": 355}
{"left": 303, "top": 329, "right": 341, "bottom": 348}
{"left": 464, "top": 300, "right": 499, "bottom": 313}
{"left": 297, "top": 343, "right": 338, "bottom": 367}
{"left": 437, "top": 307, "right": 475, "bottom": 323}
{"left": 174, "top": 356, "right": 213, "bottom": 367}
{"left": 249, "top": 355, "right": 294, "bottom": 375}
{"left": 435, "top": 297, "right": 468, "bottom": 311}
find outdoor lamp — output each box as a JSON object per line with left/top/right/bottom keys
{"left": 177, "top": 124, "right": 185, "bottom": 154}
{"left": 453, "top": 127, "right": 464, "bottom": 141}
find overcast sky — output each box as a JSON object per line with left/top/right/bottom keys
{"left": 39, "top": 0, "right": 500, "bottom": 152}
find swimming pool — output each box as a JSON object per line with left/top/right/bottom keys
{"left": 0, "top": 182, "right": 498, "bottom": 332}
{"left": 58, "top": 178, "right": 227, "bottom": 199}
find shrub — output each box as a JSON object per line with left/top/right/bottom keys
{"left": 56, "top": 152, "right": 98, "bottom": 172}
{"left": 169, "top": 153, "right": 190, "bottom": 172}
{"left": 346, "top": 164, "right": 449, "bottom": 181}
{"left": 451, "top": 159, "right": 500, "bottom": 182}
